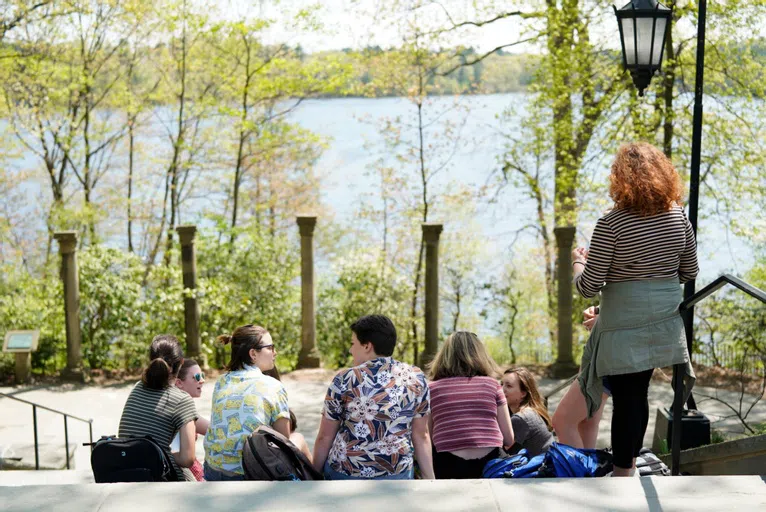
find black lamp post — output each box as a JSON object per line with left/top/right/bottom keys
{"left": 613, "top": 0, "right": 672, "bottom": 96}
{"left": 614, "top": 0, "right": 708, "bottom": 476}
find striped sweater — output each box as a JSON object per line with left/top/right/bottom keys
{"left": 118, "top": 381, "right": 198, "bottom": 481}
{"left": 575, "top": 205, "right": 699, "bottom": 298}
{"left": 428, "top": 376, "right": 506, "bottom": 452}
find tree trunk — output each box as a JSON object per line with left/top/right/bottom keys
{"left": 409, "top": 98, "right": 429, "bottom": 365}
{"left": 663, "top": 6, "right": 676, "bottom": 159}
{"left": 127, "top": 117, "right": 135, "bottom": 253}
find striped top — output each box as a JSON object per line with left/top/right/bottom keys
{"left": 575, "top": 205, "right": 699, "bottom": 298}
{"left": 118, "top": 381, "right": 198, "bottom": 481}
{"left": 428, "top": 376, "right": 506, "bottom": 452}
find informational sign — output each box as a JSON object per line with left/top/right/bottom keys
{"left": 3, "top": 330, "right": 40, "bottom": 353}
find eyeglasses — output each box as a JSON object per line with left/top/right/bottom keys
{"left": 193, "top": 372, "right": 205, "bottom": 382}
{"left": 258, "top": 344, "right": 275, "bottom": 351}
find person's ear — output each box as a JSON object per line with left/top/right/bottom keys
{"left": 249, "top": 347, "right": 258, "bottom": 364}
{"left": 363, "top": 342, "right": 373, "bottom": 355}
{"left": 175, "top": 378, "right": 182, "bottom": 387}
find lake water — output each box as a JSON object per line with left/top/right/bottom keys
{"left": 289, "top": 95, "right": 753, "bottom": 282}
{"left": 3, "top": 93, "right": 753, "bottom": 283}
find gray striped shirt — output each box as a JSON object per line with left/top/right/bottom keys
{"left": 118, "top": 381, "right": 198, "bottom": 481}
{"left": 575, "top": 205, "right": 699, "bottom": 298}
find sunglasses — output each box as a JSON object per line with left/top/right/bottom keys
{"left": 192, "top": 372, "right": 205, "bottom": 382}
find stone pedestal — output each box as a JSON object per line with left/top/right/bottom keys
{"left": 54, "top": 232, "right": 85, "bottom": 383}
{"left": 421, "top": 223, "right": 443, "bottom": 367}
{"left": 551, "top": 226, "right": 578, "bottom": 378}
{"left": 296, "top": 216, "right": 320, "bottom": 368}
{"left": 14, "top": 352, "right": 31, "bottom": 384}
{"left": 176, "top": 226, "right": 203, "bottom": 366}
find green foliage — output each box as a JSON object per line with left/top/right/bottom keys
{"left": 194, "top": 225, "right": 301, "bottom": 371}
{"left": 711, "top": 429, "right": 727, "bottom": 444}
{"left": 0, "top": 265, "right": 64, "bottom": 374}
{"left": 79, "top": 246, "right": 146, "bottom": 369}
{"left": 317, "top": 253, "right": 411, "bottom": 368}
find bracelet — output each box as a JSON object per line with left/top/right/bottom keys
{"left": 572, "top": 260, "right": 586, "bottom": 267}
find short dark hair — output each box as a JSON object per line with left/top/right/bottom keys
{"left": 350, "top": 315, "right": 396, "bottom": 357}
{"left": 177, "top": 358, "right": 199, "bottom": 381}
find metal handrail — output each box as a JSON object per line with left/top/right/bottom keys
{"left": 0, "top": 391, "right": 93, "bottom": 470}
{"left": 670, "top": 273, "right": 766, "bottom": 475}
{"left": 680, "top": 273, "right": 766, "bottom": 311}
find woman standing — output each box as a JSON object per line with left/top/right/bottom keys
{"left": 118, "top": 335, "right": 198, "bottom": 481}
{"left": 203, "top": 324, "right": 290, "bottom": 481}
{"left": 428, "top": 331, "right": 514, "bottom": 479}
{"left": 551, "top": 306, "right": 609, "bottom": 450}
{"left": 502, "top": 368, "right": 553, "bottom": 457}
{"left": 572, "top": 142, "right": 698, "bottom": 476}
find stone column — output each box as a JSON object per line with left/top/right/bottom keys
{"left": 296, "top": 216, "right": 320, "bottom": 368}
{"left": 552, "top": 226, "right": 578, "bottom": 378}
{"left": 176, "top": 226, "right": 202, "bottom": 364}
{"left": 421, "top": 223, "right": 443, "bottom": 367}
{"left": 54, "top": 232, "right": 84, "bottom": 382}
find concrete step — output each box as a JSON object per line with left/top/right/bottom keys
{"left": 0, "top": 476, "right": 764, "bottom": 511}
{"left": 0, "top": 469, "right": 93, "bottom": 486}
{"left": 0, "top": 443, "right": 78, "bottom": 470}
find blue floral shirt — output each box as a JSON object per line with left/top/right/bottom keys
{"left": 323, "top": 357, "right": 430, "bottom": 478}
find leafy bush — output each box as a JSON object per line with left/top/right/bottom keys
{"left": 194, "top": 225, "right": 301, "bottom": 370}
{"left": 78, "top": 246, "right": 146, "bottom": 369}
{"left": 317, "top": 253, "right": 411, "bottom": 368}
{"left": 0, "top": 266, "right": 65, "bottom": 374}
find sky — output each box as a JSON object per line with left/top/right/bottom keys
{"left": 217, "top": 0, "right": 549, "bottom": 53}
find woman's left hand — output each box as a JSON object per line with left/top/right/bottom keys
{"left": 572, "top": 247, "right": 588, "bottom": 264}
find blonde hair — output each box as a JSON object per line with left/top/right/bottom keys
{"left": 429, "top": 331, "right": 500, "bottom": 381}
{"left": 504, "top": 367, "right": 552, "bottom": 430}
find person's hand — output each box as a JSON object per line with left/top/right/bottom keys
{"left": 572, "top": 247, "right": 588, "bottom": 265}
{"left": 583, "top": 306, "right": 598, "bottom": 331}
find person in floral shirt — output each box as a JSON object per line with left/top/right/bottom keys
{"left": 312, "top": 315, "right": 435, "bottom": 480}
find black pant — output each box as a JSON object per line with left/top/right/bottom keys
{"left": 433, "top": 447, "right": 501, "bottom": 479}
{"left": 606, "top": 369, "right": 654, "bottom": 469}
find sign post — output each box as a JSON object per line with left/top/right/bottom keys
{"left": 3, "top": 330, "right": 40, "bottom": 384}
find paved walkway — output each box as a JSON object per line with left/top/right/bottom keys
{"left": 1, "top": 370, "right": 765, "bottom": 473}
{"left": 1, "top": 476, "right": 765, "bottom": 511}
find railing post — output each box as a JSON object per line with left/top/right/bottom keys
{"left": 176, "top": 226, "right": 203, "bottom": 365}
{"left": 32, "top": 405, "right": 39, "bottom": 470}
{"left": 421, "top": 223, "right": 443, "bottom": 367}
{"left": 89, "top": 420, "right": 93, "bottom": 450}
{"left": 671, "top": 363, "right": 684, "bottom": 475}
{"left": 296, "top": 216, "right": 320, "bottom": 369}
{"left": 54, "top": 232, "right": 85, "bottom": 382}
{"left": 64, "top": 415, "right": 70, "bottom": 470}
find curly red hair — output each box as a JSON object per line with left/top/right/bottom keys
{"left": 609, "top": 142, "right": 683, "bottom": 216}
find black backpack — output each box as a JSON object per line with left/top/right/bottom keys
{"left": 242, "top": 426, "right": 324, "bottom": 481}
{"left": 89, "top": 435, "right": 179, "bottom": 483}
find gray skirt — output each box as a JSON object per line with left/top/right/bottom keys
{"left": 577, "top": 278, "right": 696, "bottom": 417}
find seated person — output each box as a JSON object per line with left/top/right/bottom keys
{"left": 312, "top": 314, "right": 434, "bottom": 480}
{"left": 172, "top": 359, "right": 208, "bottom": 481}
{"left": 502, "top": 367, "right": 553, "bottom": 457}
{"left": 262, "top": 367, "right": 312, "bottom": 462}
{"left": 289, "top": 410, "right": 312, "bottom": 462}
{"left": 118, "top": 335, "right": 197, "bottom": 481}
{"left": 203, "top": 324, "right": 290, "bottom": 481}
{"left": 428, "top": 331, "right": 515, "bottom": 479}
